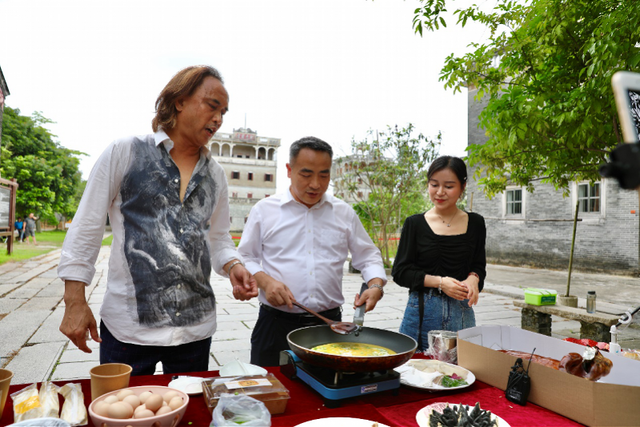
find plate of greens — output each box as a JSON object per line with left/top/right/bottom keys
{"left": 394, "top": 359, "right": 475, "bottom": 391}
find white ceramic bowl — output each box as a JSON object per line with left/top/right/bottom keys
{"left": 88, "top": 385, "right": 189, "bottom": 427}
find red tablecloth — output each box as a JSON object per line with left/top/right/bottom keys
{"left": 1, "top": 364, "right": 584, "bottom": 426}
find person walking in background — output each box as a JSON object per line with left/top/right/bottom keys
{"left": 392, "top": 156, "right": 486, "bottom": 351}
{"left": 14, "top": 217, "right": 24, "bottom": 242}
{"left": 58, "top": 65, "right": 257, "bottom": 376}
{"left": 24, "top": 213, "right": 38, "bottom": 245}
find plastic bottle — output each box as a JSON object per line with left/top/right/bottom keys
{"left": 586, "top": 291, "right": 596, "bottom": 313}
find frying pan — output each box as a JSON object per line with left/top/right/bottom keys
{"left": 287, "top": 325, "right": 417, "bottom": 372}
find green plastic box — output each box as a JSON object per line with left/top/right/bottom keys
{"left": 524, "top": 288, "right": 557, "bottom": 306}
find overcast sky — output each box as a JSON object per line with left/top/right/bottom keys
{"left": 1, "top": 0, "right": 485, "bottom": 193}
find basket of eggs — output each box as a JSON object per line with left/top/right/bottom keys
{"left": 88, "top": 386, "right": 189, "bottom": 427}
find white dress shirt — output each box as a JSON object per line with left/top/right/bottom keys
{"left": 238, "top": 189, "right": 387, "bottom": 313}
{"left": 58, "top": 131, "right": 240, "bottom": 346}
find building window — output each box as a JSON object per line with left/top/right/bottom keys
{"left": 357, "top": 191, "right": 363, "bottom": 198}
{"left": 265, "top": 173, "right": 273, "bottom": 182}
{"left": 578, "top": 183, "right": 600, "bottom": 213}
{"left": 231, "top": 171, "right": 240, "bottom": 179}
{"left": 248, "top": 172, "right": 254, "bottom": 181}
{"left": 265, "top": 194, "right": 270, "bottom": 198}
{"left": 232, "top": 192, "right": 238, "bottom": 198}
{"left": 506, "top": 189, "right": 522, "bottom": 215}
{"left": 230, "top": 216, "right": 233, "bottom": 223}
{"left": 247, "top": 192, "right": 253, "bottom": 199}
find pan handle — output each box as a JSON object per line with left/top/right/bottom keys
{"left": 353, "top": 282, "right": 368, "bottom": 326}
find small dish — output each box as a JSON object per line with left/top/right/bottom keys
{"left": 394, "top": 359, "right": 475, "bottom": 391}
{"left": 168, "top": 376, "right": 205, "bottom": 395}
{"left": 219, "top": 359, "right": 267, "bottom": 376}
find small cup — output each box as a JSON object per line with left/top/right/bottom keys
{"left": 89, "top": 363, "right": 132, "bottom": 401}
{"left": 0, "top": 368, "right": 13, "bottom": 419}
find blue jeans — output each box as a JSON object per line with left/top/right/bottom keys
{"left": 399, "top": 290, "right": 476, "bottom": 351}
{"left": 99, "top": 321, "right": 212, "bottom": 376}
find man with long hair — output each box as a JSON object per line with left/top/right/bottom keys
{"left": 59, "top": 66, "right": 257, "bottom": 375}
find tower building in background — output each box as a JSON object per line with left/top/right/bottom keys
{"left": 208, "top": 127, "right": 280, "bottom": 231}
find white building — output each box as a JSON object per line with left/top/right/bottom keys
{"left": 208, "top": 127, "right": 280, "bottom": 231}
{"left": 331, "top": 154, "right": 377, "bottom": 204}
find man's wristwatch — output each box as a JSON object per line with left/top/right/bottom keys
{"left": 226, "top": 260, "right": 244, "bottom": 275}
{"left": 370, "top": 283, "right": 384, "bottom": 298}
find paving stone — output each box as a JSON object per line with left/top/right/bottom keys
{"left": 0, "top": 283, "right": 23, "bottom": 297}
{"left": 59, "top": 347, "right": 101, "bottom": 364}
{"left": 212, "top": 329, "right": 253, "bottom": 341}
{"left": 38, "top": 280, "right": 65, "bottom": 298}
{"left": 5, "top": 285, "right": 42, "bottom": 300}
{"left": 29, "top": 306, "right": 67, "bottom": 344}
{"left": 210, "top": 349, "right": 252, "bottom": 367}
{"left": 215, "top": 320, "right": 253, "bottom": 332}
{"left": 0, "top": 297, "right": 27, "bottom": 315}
{"left": 50, "top": 361, "right": 95, "bottom": 381}
{"left": 0, "top": 308, "right": 55, "bottom": 358}
{"left": 222, "top": 306, "right": 260, "bottom": 315}
{"left": 210, "top": 339, "right": 253, "bottom": 352}
{"left": 6, "top": 342, "right": 64, "bottom": 384}
{"left": 21, "top": 296, "right": 60, "bottom": 311}
{"left": 216, "top": 314, "right": 258, "bottom": 323}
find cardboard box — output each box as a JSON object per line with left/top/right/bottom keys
{"left": 202, "top": 373, "right": 290, "bottom": 415}
{"left": 458, "top": 325, "right": 640, "bottom": 426}
{"left": 524, "top": 288, "right": 557, "bottom": 305}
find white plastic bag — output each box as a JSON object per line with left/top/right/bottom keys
{"left": 8, "top": 418, "right": 71, "bottom": 427}
{"left": 59, "top": 383, "right": 87, "bottom": 426}
{"left": 39, "top": 381, "right": 61, "bottom": 419}
{"left": 11, "top": 384, "right": 42, "bottom": 422}
{"left": 210, "top": 394, "right": 271, "bottom": 426}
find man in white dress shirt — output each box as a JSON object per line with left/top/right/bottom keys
{"left": 238, "top": 136, "right": 387, "bottom": 366}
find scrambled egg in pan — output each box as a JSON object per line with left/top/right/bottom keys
{"left": 311, "top": 342, "right": 396, "bottom": 357}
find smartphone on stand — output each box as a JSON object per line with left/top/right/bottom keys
{"left": 611, "top": 71, "right": 640, "bottom": 143}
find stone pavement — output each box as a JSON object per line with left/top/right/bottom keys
{"left": 1, "top": 246, "right": 639, "bottom": 386}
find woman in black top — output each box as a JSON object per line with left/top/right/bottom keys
{"left": 392, "top": 156, "right": 486, "bottom": 351}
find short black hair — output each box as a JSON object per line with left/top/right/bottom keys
{"left": 427, "top": 156, "right": 468, "bottom": 188}
{"left": 289, "top": 136, "right": 333, "bottom": 164}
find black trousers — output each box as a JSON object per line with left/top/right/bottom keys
{"left": 100, "top": 320, "right": 212, "bottom": 376}
{"left": 250, "top": 305, "right": 341, "bottom": 367}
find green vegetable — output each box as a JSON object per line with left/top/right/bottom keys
{"left": 440, "top": 375, "right": 468, "bottom": 388}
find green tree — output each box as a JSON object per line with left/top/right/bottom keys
{"left": 1, "top": 106, "right": 85, "bottom": 223}
{"left": 413, "top": 0, "right": 640, "bottom": 196}
{"left": 334, "top": 124, "right": 441, "bottom": 267}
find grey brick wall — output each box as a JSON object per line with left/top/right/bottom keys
{"left": 467, "top": 88, "right": 640, "bottom": 274}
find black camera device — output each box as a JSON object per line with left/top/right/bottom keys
{"left": 505, "top": 356, "right": 532, "bottom": 406}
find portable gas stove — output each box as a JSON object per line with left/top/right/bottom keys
{"left": 279, "top": 350, "right": 400, "bottom": 407}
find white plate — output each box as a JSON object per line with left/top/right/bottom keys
{"left": 295, "top": 417, "right": 389, "bottom": 427}
{"left": 219, "top": 359, "right": 268, "bottom": 376}
{"left": 168, "top": 376, "right": 205, "bottom": 395}
{"left": 416, "top": 403, "right": 510, "bottom": 427}
{"left": 394, "top": 359, "right": 475, "bottom": 391}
